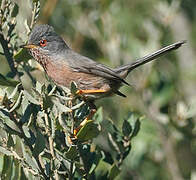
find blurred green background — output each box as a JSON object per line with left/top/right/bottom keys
{"left": 1, "top": 0, "right": 196, "bottom": 179}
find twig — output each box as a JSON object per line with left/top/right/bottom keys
{"left": 0, "top": 32, "right": 19, "bottom": 80}
{"left": 44, "top": 112, "right": 55, "bottom": 157}
{"left": 44, "top": 112, "right": 59, "bottom": 179}
{"left": 68, "top": 100, "right": 74, "bottom": 180}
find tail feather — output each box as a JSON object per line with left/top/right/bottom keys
{"left": 115, "top": 40, "right": 186, "bottom": 78}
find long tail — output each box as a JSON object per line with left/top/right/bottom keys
{"left": 115, "top": 40, "right": 186, "bottom": 78}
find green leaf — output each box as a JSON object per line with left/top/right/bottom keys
{"left": 0, "top": 73, "right": 20, "bottom": 87}
{"left": 0, "top": 108, "right": 10, "bottom": 120}
{"left": 102, "top": 119, "right": 119, "bottom": 135}
{"left": 70, "top": 81, "right": 78, "bottom": 94}
{"left": 13, "top": 159, "right": 21, "bottom": 180}
{"left": 76, "top": 120, "right": 100, "bottom": 141}
{"left": 20, "top": 168, "right": 28, "bottom": 180}
{"left": 75, "top": 162, "right": 86, "bottom": 177}
{"left": 11, "top": 3, "right": 19, "bottom": 17}
{"left": 14, "top": 48, "right": 32, "bottom": 63}
{"left": 9, "top": 91, "right": 23, "bottom": 112}
{"left": 45, "top": 161, "right": 50, "bottom": 176}
{"left": 42, "top": 95, "right": 53, "bottom": 110}
{"left": 1, "top": 155, "right": 13, "bottom": 179}
{"left": 65, "top": 146, "right": 78, "bottom": 160}
{"left": 95, "top": 160, "right": 111, "bottom": 178}
{"left": 122, "top": 119, "right": 132, "bottom": 137}
{"left": 125, "top": 113, "right": 141, "bottom": 139}
{"left": 7, "top": 134, "right": 15, "bottom": 148}
{"left": 93, "top": 107, "right": 103, "bottom": 123}
{"left": 108, "top": 164, "right": 120, "bottom": 180}
{"left": 88, "top": 148, "right": 103, "bottom": 174}
{"left": 32, "top": 130, "right": 45, "bottom": 157}
{"left": 131, "top": 119, "right": 141, "bottom": 138}
{"left": 75, "top": 103, "right": 89, "bottom": 121}
{"left": 20, "top": 104, "right": 32, "bottom": 124}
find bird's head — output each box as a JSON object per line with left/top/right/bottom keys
{"left": 21, "top": 24, "right": 69, "bottom": 59}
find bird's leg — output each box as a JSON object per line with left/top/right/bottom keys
{"left": 74, "top": 101, "right": 97, "bottom": 136}
{"left": 76, "top": 89, "right": 106, "bottom": 95}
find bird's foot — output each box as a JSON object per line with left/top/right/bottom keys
{"left": 76, "top": 89, "right": 106, "bottom": 95}
{"left": 73, "top": 108, "right": 97, "bottom": 136}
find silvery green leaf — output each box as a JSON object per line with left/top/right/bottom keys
{"left": 8, "top": 83, "right": 21, "bottom": 99}
{"left": 0, "top": 146, "right": 12, "bottom": 156}
{"left": 50, "top": 94, "right": 72, "bottom": 101}
{"left": 0, "top": 109, "right": 20, "bottom": 133}
{"left": 53, "top": 99, "right": 72, "bottom": 113}
{"left": 48, "top": 85, "right": 56, "bottom": 96}
{"left": 22, "top": 126, "right": 31, "bottom": 138}
{"left": 21, "top": 97, "right": 29, "bottom": 114}
{"left": 32, "top": 130, "right": 45, "bottom": 157}
{"left": 35, "top": 81, "right": 43, "bottom": 94}
{"left": 9, "top": 91, "right": 23, "bottom": 112}
{"left": 71, "top": 101, "right": 85, "bottom": 110}
{"left": 0, "top": 73, "right": 20, "bottom": 87}
{"left": 23, "top": 90, "right": 39, "bottom": 105}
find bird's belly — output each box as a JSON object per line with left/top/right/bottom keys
{"left": 45, "top": 60, "right": 113, "bottom": 98}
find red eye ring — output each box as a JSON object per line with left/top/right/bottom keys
{"left": 39, "top": 39, "right": 47, "bottom": 47}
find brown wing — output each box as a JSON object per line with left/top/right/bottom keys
{"left": 65, "top": 49, "right": 129, "bottom": 85}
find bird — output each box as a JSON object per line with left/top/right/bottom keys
{"left": 21, "top": 24, "right": 185, "bottom": 102}
{"left": 21, "top": 24, "right": 185, "bottom": 136}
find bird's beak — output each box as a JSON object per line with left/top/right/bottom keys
{"left": 20, "top": 44, "right": 38, "bottom": 49}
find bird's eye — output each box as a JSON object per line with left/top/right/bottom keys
{"left": 39, "top": 39, "right": 47, "bottom": 47}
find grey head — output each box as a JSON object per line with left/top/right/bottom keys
{"left": 27, "top": 24, "right": 69, "bottom": 55}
